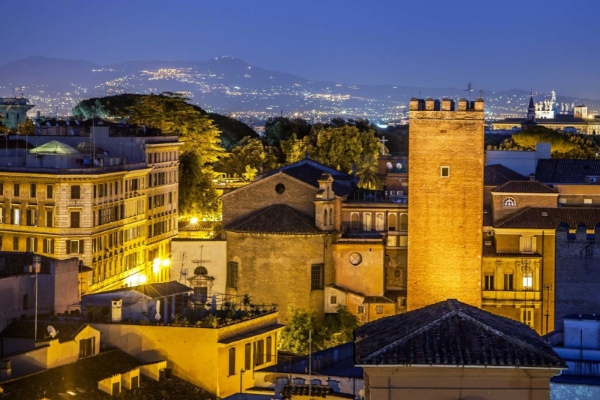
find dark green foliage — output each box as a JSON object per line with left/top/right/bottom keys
{"left": 208, "top": 112, "right": 259, "bottom": 151}
{"left": 179, "top": 151, "right": 220, "bottom": 218}
{"left": 264, "top": 117, "right": 312, "bottom": 147}
{"left": 215, "top": 137, "right": 280, "bottom": 180}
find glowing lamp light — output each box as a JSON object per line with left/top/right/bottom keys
{"left": 138, "top": 275, "right": 147, "bottom": 284}
{"left": 153, "top": 258, "right": 161, "bottom": 274}
{"left": 161, "top": 259, "right": 171, "bottom": 267}
{"left": 190, "top": 217, "right": 199, "bottom": 225}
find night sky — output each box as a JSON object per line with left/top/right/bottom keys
{"left": 4, "top": 0, "right": 600, "bottom": 97}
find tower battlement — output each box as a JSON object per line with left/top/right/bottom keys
{"left": 409, "top": 97, "right": 484, "bottom": 112}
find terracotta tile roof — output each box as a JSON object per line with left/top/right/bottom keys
{"left": 536, "top": 159, "right": 600, "bottom": 184}
{"left": 363, "top": 296, "right": 395, "bottom": 304}
{"left": 225, "top": 204, "right": 323, "bottom": 235}
{"left": 355, "top": 299, "right": 566, "bottom": 368}
{"left": 482, "top": 240, "right": 541, "bottom": 258}
{"left": 0, "top": 349, "right": 214, "bottom": 399}
{"left": 485, "top": 164, "right": 527, "bottom": 186}
{"left": 282, "top": 384, "right": 333, "bottom": 398}
{"left": 491, "top": 180, "right": 557, "bottom": 194}
{"left": 495, "top": 207, "right": 600, "bottom": 229}
{"left": 0, "top": 320, "right": 87, "bottom": 343}
{"left": 384, "top": 290, "right": 407, "bottom": 300}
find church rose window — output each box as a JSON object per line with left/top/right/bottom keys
{"left": 275, "top": 183, "right": 285, "bottom": 194}
{"left": 349, "top": 252, "right": 362, "bottom": 266}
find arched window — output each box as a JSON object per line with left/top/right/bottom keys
{"left": 484, "top": 269, "right": 494, "bottom": 290}
{"left": 502, "top": 197, "right": 517, "bottom": 207}
{"left": 351, "top": 213, "right": 359, "bottom": 230}
{"left": 324, "top": 209, "right": 328, "bottom": 226}
{"left": 329, "top": 207, "right": 333, "bottom": 225}
{"left": 388, "top": 214, "right": 397, "bottom": 231}
{"left": 400, "top": 213, "right": 408, "bottom": 230}
{"left": 363, "top": 213, "right": 372, "bottom": 231}
{"left": 376, "top": 213, "right": 385, "bottom": 231}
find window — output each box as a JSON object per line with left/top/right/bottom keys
{"left": 394, "top": 268, "right": 402, "bottom": 279}
{"left": 14, "top": 183, "right": 20, "bottom": 197}
{"left": 244, "top": 343, "right": 252, "bottom": 371}
{"left": 311, "top": 264, "right": 324, "bottom": 290}
{"left": 388, "top": 214, "right": 397, "bottom": 231}
{"left": 227, "top": 262, "right": 238, "bottom": 289}
{"left": 43, "top": 239, "right": 54, "bottom": 254}
{"left": 330, "top": 296, "right": 337, "bottom": 304}
{"left": 0, "top": 182, "right": 3, "bottom": 196}
{"left": 520, "top": 236, "right": 536, "bottom": 253}
{"left": 0, "top": 208, "right": 3, "bottom": 224}
{"left": 363, "top": 213, "right": 372, "bottom": 231}
{"left": 71, "top": 185, "right": 81, "bottom": 199}
{"left": 30, "top": 184, "right": 36, "bottom": 198}
{"left": 324, "top": 209, "right": 327, "bottom": 226}
{"left": 23, "top": 294, "right": 28, "bottom": 310}
{"left": 522, "top": 309, "right": 533, "bottom": 328}
{"left": 399, "top": 213, "right": 408, "bottom": 231}
{"left": 67, "top": 239, "right": 83, "bottom": 254}
{"left": 350, "top": 213, "right": 359, "bottom": 230}
{"left": 12, "top": 208, "right": 20, "bottom": 225}
{"left": 13, "top": 236, "right": 19, "bottom": 251}
{"left": 255, "top": 339, "right": 264, "bottom": 366}
{"left": 502, "top": 197, "right": 517, "bottom": 207}
{"left": 46, "top": 210, "right": 53, "bottom": 227}
{"left": 79, "top": 337, "right": 96, "bottom": 358}
{"left": 26, "top": 209, "right": 37, "bottom": 226}
{"left": 329, "top": 207, "right": 333, "bottom": 226}
{"left": 349, "top": 252, "right": 362, "bottom": 266}
{"left": 484, "top": 273, "right": 494, "bottom": 290}
{"left": 266, "top": 336, "right": 272, "bottom": 363}
{"left": 70, "top": 211, "right": 81, "bottom": 228}
{"left": 584, "top": 198, "right": 592, "bottom": 204}
{"left": 46, "top": 185, "right": 53, "bottom": 199}
{"left": 376, "top": 213, "right": 384, "bottom": 231}
{"left": 522, "top": 265, "right": 533, "bottom": 290}
{"left": 275, "top": 183, "right": 285, "bottom": 194}
{"left": 26, "top": 237, "right": 38, "bottom": 252}
{"left": 440, "top": 166, "right": 450, "bottom": 178}
{"left": 376, "top": 306, "right": 383, "bottom": 314}
{"left": 228, "top": 348, "right": 236, "bottom": 376}
{"left": 504, "top": 273, "right": 514, "bottom": 291}
{"left": 357, "top": 306, "right": 365, "bottom": 314}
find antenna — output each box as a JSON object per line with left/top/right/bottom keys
{"left": 464, "top": 83, "right": 474, "bottom": 100}
{"left": 479, "top": 90, "right": 484, "bottom": 98}
{"left": 47, "top": 325, "right": 58, "bottom": 338}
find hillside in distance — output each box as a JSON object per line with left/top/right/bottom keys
{"left": 0, "top": 56, "right": 598, "bottom": 124}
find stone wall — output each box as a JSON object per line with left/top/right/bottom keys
{"left": 555, "top": 223, "right": 600, "bottom": 330}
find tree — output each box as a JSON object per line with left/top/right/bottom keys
{"left": 215, "top": 137, "right": 280, "bottom": 179}
{"left": 320, "top": 306, "right": 360, "bottom": 348}
{"left": 178, "top": 151, "right": 220, "bottom": 219}
{"left": 17, "top": 117, "right": 35, "bottom": 135}
{"left": 278, "top": 308, "right": 319, "bottom": 355}
{"left": 264, "top": 117, "right": 312, "bottom": 147}
{"left": 356, "top": 153, "right": 382, "bottom": 190}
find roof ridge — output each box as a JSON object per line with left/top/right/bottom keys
{"left": 455, "top": 309, "right": 562, "bottom": 363}
{"left": 361, "top": 304, "right": 456, "bottom": 362}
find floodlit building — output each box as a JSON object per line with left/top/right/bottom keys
{"left": 0, "top": 120, "right": 181, "bottom": 295}
{"left": 0, "top": 97, "right": 34, "bottom": 130}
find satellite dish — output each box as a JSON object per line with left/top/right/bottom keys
{"left": 47, "top": 325, "right": 58, "bottom": 338}
{"left": 386, "top": 162, "right": 393, "bottom": 170}
{"left": 396, "top": 163, "right": 402, "bottom": 170}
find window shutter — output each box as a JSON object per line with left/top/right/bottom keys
{"left": 519, "top": 236, "right": 524, "bottom": 252}
{"left": 66, "top": 240, "right": 71, "bottom": 253}
{"left": 79, "top": 240, "right": 84, "bottom": 254}
{"left": 34, "top": 238, "right": 38, "bottom": 252}
{"left": 43, "top": 239, "right": 47, "bottom": 253}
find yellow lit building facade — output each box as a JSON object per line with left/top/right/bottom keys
{"left": 0, "top": 122, "right": 180, "bottom": 295}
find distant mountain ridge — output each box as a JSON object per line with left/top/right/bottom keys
{"left": 1, "top": 56, "right": 598, "bottom": 122}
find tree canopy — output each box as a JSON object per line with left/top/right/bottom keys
{"left": 215, "top": 137, "right": 280, "bottom": 179}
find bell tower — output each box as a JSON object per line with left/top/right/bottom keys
{"left": 407, "top": 97, "right": 484, "bottom": 310}
{"left": 314, "top": 173, "right": 335, "bottom": 231}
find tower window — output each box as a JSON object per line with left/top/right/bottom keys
{"left": 440, "top": 166, "right": 450, "bottom": 178}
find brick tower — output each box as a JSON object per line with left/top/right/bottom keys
{"left": 407, "top": 97, "right": 484, "bottom": 310}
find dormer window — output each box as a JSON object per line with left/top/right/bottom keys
{"left": 502, "top": 197, "right": 517, "bottom": 207}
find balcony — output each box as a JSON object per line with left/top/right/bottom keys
{"left": 345, "top": 190, "right": 408, "bottom": 205}
{"left": 482, "top": 290, "right": 541, "bottom": 303}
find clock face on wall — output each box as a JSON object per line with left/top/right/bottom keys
{"left": 349, "top": 252, "right": 362, "bottom": 266}
{"left": 396, "top": 163, "right": 402, "bottom": 170}
{"left": 386, "top": 162, "right": 393, "bottom": 170}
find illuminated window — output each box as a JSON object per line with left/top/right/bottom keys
{"left": 12, "top": 208, "right": 20, "bottom": 225}
{"left": 504, "top": 271, "right": 514, "bottom": 291}
{"left": 79, "top": 337, "right": 95, "bottom": 358}
{"left": 350, "top": 213, "right": 359, "bottom": 230}
{"left": 502, "top": 197, "right": 516, "bottom": 207}
{"left": 376, "top": 213, "right": 384, "bottom": 230}
{"left": 376, "top": 306, "right": 383, "bottom": 314}
{"left": 43, "top": 239, "right": 54, "bottom": 254}
{"left": 440, "top": 166, "right": 450, "bottom": 178}
{"left": 357, "top": 306, "right": 365, "bottom": 314}
{"left": 522, "top": 264, "right": 533, "bottom": 290}
{"left": 26, "top": 209, "right": 37, "bottom": 226}
{"left": 26, "top": 237, "right": 38, "bottom": 252}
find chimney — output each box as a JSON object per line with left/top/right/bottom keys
{"left": 529, "top": 173, "right": 536, "bottom": 181}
